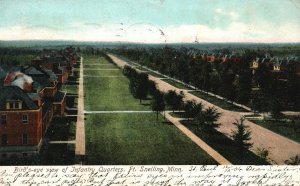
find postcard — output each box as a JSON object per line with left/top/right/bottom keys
{"left": 0, "top": 0, "right": 300, "bottom": 185}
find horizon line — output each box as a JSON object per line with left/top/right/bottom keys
{"left": 1, "top": 39, "right": 300, "bottom": 45}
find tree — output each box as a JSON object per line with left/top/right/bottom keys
{"left": 235, "top": 70, "right": 252, "bottom": 104}
{"left": 184, "top": 100, "right": 202, "bottom": 120}
{"left": 148, "top": 80, "right": 157, "bottom": 95}
{"left": 219, "top": 70, "right": 237, "bottom": 102}
{"left": 201, "top": 62, "right": 212, "bottom": 93}
{"left": 164, "top": 90, "right": 183, "bottom": 112}
{"left": 209, "top": 70, "right": 221, "bottom": 93}
{"left": 269, "top": 98, "right": 282, "bottom": 120}
{"left": 129, "top": 73, "right": 149, "bottom": 103}
{"left": 123, "top": 65, "right": 137, "bottom": 78}
{"left": 195, "top": 107, "right": 221, "bottom": 132}
{"left": 231, "top": 118, "right": 253, "bottom": 162}
{"left": 151, "top": 90, "right": 165, "bottom": 121}
{"left": 253, "top": 64, "right": 272, "bottom": 93}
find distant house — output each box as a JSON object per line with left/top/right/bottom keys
{"left": 250, "top": 57, "right": 272, "bottom": 74}
{"left": 221, "top": 55, "right": 229, "bottom": 64}
{"left": 31, "top": 55, "right": 69, "bottom": 84}
{"left": 229, "top": 55, "right": 241, "bottom": 63}
{"left": 270, "top": 57, "right": 300, "bottom": 79}
{"left": 201, "top": 53, "right": 208, "bottom": 61}
{"left": 207, "top": 54, "right": 216, "bottom": 63}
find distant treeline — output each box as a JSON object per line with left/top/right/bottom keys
{"left": 0, "top": 48, "right": 41, "bottom": 68}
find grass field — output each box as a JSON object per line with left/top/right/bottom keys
{"left": 181, "top": 120, "right": 269, "bottom": 165}
{"left": 84, "top": 57, "right": 152, "bottom": 110}
{"left": 146, "top": 71, "right": 166, "bottom": 78}
{"left": 84, "top": 64, "right": 116, "bottom": 69}
{"left": 83, "top": 55, "right": 218, "bottom": 164}
{"left": 84, "top": 56, "right": 114, "bottom": 64}
{"left": 163, "top": 79, "right": 192, "bottom": 90}
{"left": 61, "top": 85, "right": 78, "bottom": 94}
{"left": 84, "top": 76, "right": 152, "bottom": 111}
{"left": 84, "top": 69, "right": 124, "bottom": 77}
{"left": 85, "top": 113, "right": 217, "bottom": 165}
{"left": 169, "top": 111, "right": 186, "bottom": 118}
{"left": 190, "top": 91, "right": 248, "bottom": 112}
{"left": 250, "top": 119, "right": 300, "bottom": 143}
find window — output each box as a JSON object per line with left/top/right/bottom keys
{"left": 7, "top": 101, "right": 22, "bottom": 110}
{"left": 1, "top": 134, "right": 7, "bottom": 145}
{"left": 0, "top": 115, "right": 7, "bottom": 125}
{"left": 22, "top": 134, "right": 28, "bottom": 145}
{"left": 1, "top": 154, "right": 7, "bottom": 159}
{"left": 22, "top": 114, "right": 28, "bottom": 124}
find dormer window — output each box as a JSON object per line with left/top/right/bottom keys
{"left": 6, "top": 100, "right": 22, "bottom": 110}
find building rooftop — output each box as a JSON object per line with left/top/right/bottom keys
{"left": 0, "top": 86, "right": 38, "bottom": 110}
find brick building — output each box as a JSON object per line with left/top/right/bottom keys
{"left": 0, "top": 86, "right": 43, "bottom": 159}
{"left": 0, "top": 65, "right": 67, "bottom": 160}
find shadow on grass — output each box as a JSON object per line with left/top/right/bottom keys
{"left": 40, "top": 144, "right": 75, "bottom": 165}
{"left": 0, "top": 144, "right": 75, "bottom": 165}
{"left": 45, "top": 117, "right": 76, "bottom": 141}
{"left": 181, "top": 120, "right": 269, "bottom": 165}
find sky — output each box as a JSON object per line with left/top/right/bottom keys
{"left": 0, "top": 0, "right": 300, "bottom": 43}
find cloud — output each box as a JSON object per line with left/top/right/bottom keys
{"left": 215, "top": 8, "right": 239, "bottom": 21}
{"left": 0, "top": 21, "right": 299, "bottom": 43}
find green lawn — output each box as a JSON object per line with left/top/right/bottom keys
{"left": 84, "top": 76, "right": 152, "bottom": 110}
{"left": 250, "top": 119, "right": 300, "bottom": 143}
{"left": 134, "top": 66, "right": 148, "bottom": 71}
{"left": 84, "top": 69, "right": 123, "bottom": 76}
{"left": 61, "top": 85, "right": 78, "bottom": 94}
{"left": 169, "top": 111, "right": 186, "bottom": 118}
{"left": 84, "top": 56, "right": 113, "bottom": 65}
{"left": 84, "top": 64, "right": 117, "bottom": 69}
{"left": 83, "top": 55, "right": 218, "bottom": 165}
{"left": 190, "top": 91, "right": 248, "bottom": 112}
{"left": 164, "top": 79, "right": 192, "bottom": 90}
{"left": 146, "top": 71, "right": 166, "bottom": 78}
{"left": 85, "top": 113, "right": 217, "bottom": 165}
{"left": 83, "top": 55, "right": 152, "bottom": 111}
{"left": 181, "top": 120, "right": 269, "bottom": 165}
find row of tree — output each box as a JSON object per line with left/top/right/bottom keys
{"left": 122, "top": 64, "right": 257, "bottom": 163}
{"left": 112, "top": 47, "right": 300, "bottom": 114}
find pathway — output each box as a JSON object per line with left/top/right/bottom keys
{"left": 83, "top": 75, "right": 125, "bottom": 78}
{"left": 49, "top": 140, "right": 76, "bottom": 144}
{"left": 83, "top": 68, "right": 120, "bottom": 71}
{"left": 108, "top": 53, "right": 300, "bottom": 164}
{"left": 84, "top": 110, "right": 153, "bottom": 114}
{"left": 75, "top": 56, "right": 85, "bottom": 157}
{"left": 164, "top": 111, "right": 231, "bottom": 165}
